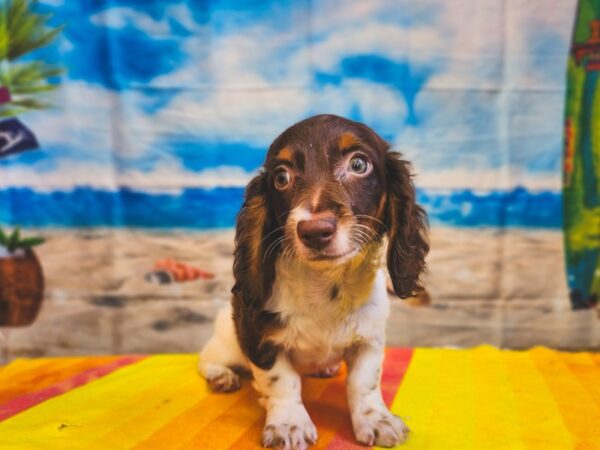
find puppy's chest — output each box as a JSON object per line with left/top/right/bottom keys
{"left": 266, "top": 266, "right": 387, "bottom": 370}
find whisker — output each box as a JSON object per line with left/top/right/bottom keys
{"left": 258, "top": 225, "right": 286, "bottom": 246}
{"left": 350, "top": 230, "right": 370, "bottom": 249}
{"left": 263, "top": 235, "right": 286, "bottom": 263}
{"left": 352, "top": 224, "right": 378, "bottom": 240}
{"left": 276, "top": 209, "right": 291, "bottom": 222}
{"left": 352, "top": 224, "right": 378, "bottom": 238}
{"left": 352, "top": 224, "right": 382, "bottom": 242}
{"left": 354, "top": 214, "right": 388, "bottom": 231}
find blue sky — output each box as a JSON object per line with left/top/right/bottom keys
{"left": 0, "top": 0, "right": 577, "bottom": 191}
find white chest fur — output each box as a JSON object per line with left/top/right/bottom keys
{"left": 265, "top": 252, "right": 390, "bottom": 373}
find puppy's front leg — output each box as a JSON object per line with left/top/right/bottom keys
{"left": 346, "top": 342, "right": 409, "bottom": 447}
{"left": 252, "top": 355, "right": 317, "bottom": 450}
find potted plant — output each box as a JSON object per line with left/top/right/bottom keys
{"left": 0, "top": 227, "right": 45, "bottom": 326}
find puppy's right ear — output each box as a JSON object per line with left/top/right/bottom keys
{"left": 232, "top": 171, "right": 278, "bottom": 303}
{"left": 231, "top": 171, "right": 282, "bottom": 370}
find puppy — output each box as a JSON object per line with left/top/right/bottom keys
{"left": 199, "top": 114, "right": 429, "bottom": 449}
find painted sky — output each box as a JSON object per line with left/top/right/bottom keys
{"left": 0, "top": 0, "right": 577, "bottom": 192}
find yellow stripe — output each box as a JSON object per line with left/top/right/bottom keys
{"left": 472, "top": 347, "right": 526, "bottom": 450}
{"left": 531, "top": 348, "right": 600, "bottom": 449}
{"left": 0, "top": 355, "right": 193, "bottom": 449}
{"left": 504, "top": 349, "right": 573, "bottom": 449}
{"left": 423, "top": 347, "right": 476, "bottom": 449}
{"left": 0, "top": 357, "right": 122, "bottom": 405}
{"left": 387, "top": 348, "right": 444, "bottom": 449}
{"left": 84, "top": 358, "right": 208, "bottom": 449}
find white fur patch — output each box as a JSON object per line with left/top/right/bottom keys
{"left": 266, "top": 255, "right": 389, "bottom": 373}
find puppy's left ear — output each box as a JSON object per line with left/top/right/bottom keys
{"left": 384, "top": 152, "right": 429, "bottom": 298}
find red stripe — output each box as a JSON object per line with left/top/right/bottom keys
{"left": 0, "top": 355, "right": 145, "bottom": 422}
{"left": 381, "top": 347, "right": 413, "bottom": 406}
{"left": 325, "top": 348, "right": 414, "bottom": 450}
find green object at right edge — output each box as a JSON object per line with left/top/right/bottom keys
{"left": 564, "top": 0, "right": 600, "bottom": 309}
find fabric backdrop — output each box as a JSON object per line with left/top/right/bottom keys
{"left": 0, "top": 0, "right": 598, "bottom": 357}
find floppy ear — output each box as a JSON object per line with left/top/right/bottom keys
{"left": 384, "top": 152, "right": 429, "bottom": 299}
{"left": 231, "top": 171, "right": 282, "bottom": 369}
{"left": 232, "top": 171, "right": 278, "bottom": 302}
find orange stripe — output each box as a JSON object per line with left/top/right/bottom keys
{"left": 559, "top": 352, "right": 600, "bottom": 409}
{"left": 179, "top": 386, "right": 264, "bottom": 449}
{"left": 309, "top": 377, "right": 351, "bottom": 450}
{"left": 0, "top": 356, "right": 122, "bottom": 405}
{"left": 532, "top": 349, "right": 600, "bottom": 448}
{"left": 227, "top": 368, "right": 347, "bottom": 450}
{"left": 325, "top": 348, "right": 414, "bottom": 450}
{"left": 0, "top": 359, "right": 66, "bottom": 392}
{"left": 134, "top": 385, "right": 254, "bottom": 449}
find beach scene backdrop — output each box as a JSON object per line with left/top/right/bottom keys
{"left": 1, "top": 0, "right": 598, "bottom": 357}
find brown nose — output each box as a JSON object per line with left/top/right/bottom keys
{"left": 297, "top": 218, "right": 337, "bottom": 250}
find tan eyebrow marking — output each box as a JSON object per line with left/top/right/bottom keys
{"left": 338, "top": 132, "right": 360, "bottom": 151}
{"left": 311, "top": 187, "right": 322, "bottom": 212}
{"left": 275, "top": 147, "right": 294, "bottom": 162}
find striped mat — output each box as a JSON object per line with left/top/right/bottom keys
{"left": 0, "top": 347, "right": 598, "bottom": 449}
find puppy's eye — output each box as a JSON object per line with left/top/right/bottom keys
{"left": 348, "top": 156, "right": 369, "bottom": 175}
{"left": 274, "top": 168, "right": 292, "bottom": 190}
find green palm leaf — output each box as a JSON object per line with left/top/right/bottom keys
{"left": 18, "top": 237, "right": 44, "bottom": 247}
{"left": 0, "top": 0, "right": 64, "bottom": 61}
{"left": 0, "top": 61, "right": 63, "bottom": 96}
{"left": 0, "top": 0, "right": 65, "bottom": 116}
{"left": 8, "top": 226, "right": 21, "bottom": 252}
{"left": 0, "top": 104, "right": 31, "bottom": 117}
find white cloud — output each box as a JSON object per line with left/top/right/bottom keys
{"left": 413, "top": 166, "right": 561, "bottom": 192}
{"left": 24, "top": 82, "right": 168, "bottom": 161}
{"left": 90, "top": 3, "right": 202, "bottom": 37}
{"left": 90, "top": 7, "right": 171, "bottom": 35}
{"left": 0, "top": 161, "right": 255, "bottom": 192}
{"left": 24, "top": 82, "right": 117, "bottom": 157}
{"left": 166, "top": 3, "right": 202, "bottom": 32}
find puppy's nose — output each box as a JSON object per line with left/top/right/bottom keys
{"left": 297, "top": 218, "right": 337, "bottom": 250}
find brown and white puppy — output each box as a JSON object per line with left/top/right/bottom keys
{"left": 199, "top": 114, "right": 428, "bottom": 449}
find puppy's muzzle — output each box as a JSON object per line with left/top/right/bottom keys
{"left": 297, "top": 217, "right": 337, "bottom": 250}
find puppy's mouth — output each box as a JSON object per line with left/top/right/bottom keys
{"left": 308, "top": 250, "right": 354, "bottom": 261}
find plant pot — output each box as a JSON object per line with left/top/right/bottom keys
{"left": 0, "top": 248, "right": 44, "bottom": 326}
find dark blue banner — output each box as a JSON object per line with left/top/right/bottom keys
{"left": 0, "top": 118, "right": 39, "bottom": 158}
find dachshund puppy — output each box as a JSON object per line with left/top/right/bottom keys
{"left": 199, "top": 114, "right": 429, "bottom": 449}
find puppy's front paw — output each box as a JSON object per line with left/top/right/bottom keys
{"left": 353, "top": 409, "right": 409, "bottom": 447}
{"left": 262, "top": 415, "right": 317, "bottom": 450}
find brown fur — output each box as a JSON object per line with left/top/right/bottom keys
{"left": 231, "top": 173, "right": 283, "bottom": 370}
{"left": 384, "top": 153, "right": 429, "bottom": 298}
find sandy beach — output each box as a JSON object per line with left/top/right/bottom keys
{"left": 2, "top": 227, "right": 599, "bottom": 358}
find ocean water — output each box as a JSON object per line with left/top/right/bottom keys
{"left": 0, "top": 186, "right": 562, "bottom": 229}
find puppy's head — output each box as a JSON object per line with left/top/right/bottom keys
{"left": 233, "top": 114, "right": 428, "bottom": 303}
